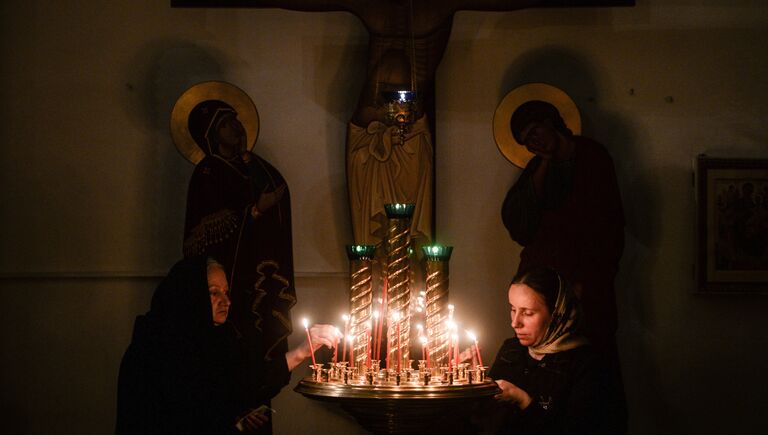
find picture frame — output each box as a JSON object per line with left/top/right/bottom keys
{"left": 696, "top": 155, "right": 768, "bottom": 293}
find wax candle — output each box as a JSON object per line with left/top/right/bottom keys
{"left": 346, "top": 334, "right": 354, "bottom": 367}
{"left": 393, "top": 311, "right": 401, "bottom": 372}
{"left": 379, "top": 278, "right": 388, "bottom": 360}
{"left": 452, "top": 333, "right": 459, "bottom": 369}
{"left": 366, "top": 319, "right": 373, "bottom": 368}
{"left": 341, "top": 314, "right": 349, "bottom": 364}
{"left": 302, "top": 318, "right": 317, "bottom": 367}
{"left": 467, "top": 331, "right": 483, "bottom": 367}
{"left": 372, "top": 309, "right": 380, "bottom": 361}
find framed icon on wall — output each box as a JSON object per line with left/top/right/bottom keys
{"left": 696, "top": 155, "right": 768, "bottom": 293}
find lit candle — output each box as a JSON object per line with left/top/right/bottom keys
{"left": 393, "top": 311, "right": 401, "bottom": 372}
{"left": 366, "top": 318, "right": 373, "bottom": 369}
{"left": 416, "top": 324, "right": 424, "bottom": 360}
{"left": 452, "top": 332, "right": 459, "bottom": 369}
{"left": 372, "top": 310, "right": 380, "bottom": 361}
{"left": 341, "top": 314, "right": 349, "bottom": 364}
{"left": 346, "top": 334, "right": 354, "bottom": 367}
{"left": 379, "top": 278, "right": 388, "bottom": 361}
{"left": 467, "top": 330, "right": 483, "bottom": 367}
{"left": 446, "top": 319, "right": 457, "bottom": 368}
{"left": 303, "top": 318, "right": 317, "bottom": 367}
{"left": 419, "top": 335, "right": 428, "bottom": 363}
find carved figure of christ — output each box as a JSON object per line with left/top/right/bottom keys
{"left": 172, "top": 0, "right": 633, "bottom": 246}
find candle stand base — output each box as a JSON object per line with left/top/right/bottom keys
{"left": 295, "top": 377, "right": 499, "bottom": 434}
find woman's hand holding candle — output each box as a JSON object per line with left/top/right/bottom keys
{"left": 285, "top": 322, "right": 339, "bottom": 371}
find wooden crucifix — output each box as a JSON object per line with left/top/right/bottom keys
{"left": 172, "top": 0, "right": 634, "bottom": 247}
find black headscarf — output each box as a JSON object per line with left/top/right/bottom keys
{"left": 146, "top": 256, "right": 212, "bottom": 338}
{"left": 117, "top": 257, "right": 241, "bottom": 435}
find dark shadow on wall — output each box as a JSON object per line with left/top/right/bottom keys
{"left": 306, "top": 37, "right": 366, "bottom": 264}
{"left": 497, "top": 45, "right": 674, "bottom": 432}
{"left": 121, "top": 41, "right": 231, "bottom": 271}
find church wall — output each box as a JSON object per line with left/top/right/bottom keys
{"left": 1, "top": 1, "right": 767, "bottom": 433}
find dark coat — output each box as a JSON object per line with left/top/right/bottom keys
{"left": 487, "top": 338, "right": 624, "bottom": 435}
{"left": 116, "top": 257, "right": 290, "bottom": 435}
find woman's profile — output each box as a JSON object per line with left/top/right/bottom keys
{"left": 487, "top": 266, "right": 625, "bottom": 434}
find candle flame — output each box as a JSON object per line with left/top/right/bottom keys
{"left": 373, "top": 310, "right": 380, "bottom": 318}
{"left": 392, "top": 311, "right": 401, "bottom": 321}
{"left": 466, "top": 330, "right": 477, "bottom": 342}
{"left": 346, "top": 334, "right": 353, "bottom": 343}
{"left": 416, "top": 323, "right": 423, "bottom": 331}
{"left": 302, "top": 318, "right": 309, "bottom": 329}
{"left": 342, "top": 314, "right": 349, "bottom": 322}
{"left": 419, "top": 336, "right": 428, "bottom": 345}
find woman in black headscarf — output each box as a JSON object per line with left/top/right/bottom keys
{"left": 116, "top": 257, "right": 336, "bottom": 434}
{"left": 487, "top": 267, "right": 625, "bottom": 435}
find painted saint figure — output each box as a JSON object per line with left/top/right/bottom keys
{"left": 172, "top": 82, "right": 296, "bottom": 360}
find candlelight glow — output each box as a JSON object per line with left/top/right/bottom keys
{"left": 419, "top": 336, "right": 428, "bottom": 345}
{"left": 302, "top": 318, "right": 309, "bottom": 329}
{"left": 393, "top": 311, "right": 401, "bottom": 321}
{"left": 373, "top": 310, "right": 380, "bottom": 319}
{"left": 416, "top": 323, "right": 423, "bottom": 332}
{"left": 342, "top": 314, "right": 349, "bottom": 322}
{"left": 466, "top": 330, "right": 477, "bottom": 342}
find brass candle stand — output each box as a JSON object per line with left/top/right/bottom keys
{"left": 295, "top": 362, "right": 497, "bottom": 434}
{"left": 384, "top": 203, "right": 414, "bottom": 371}
{"left": 347, "top": 245, "right": 376, "bottom": 370}
{"left": 423, "top": 245, "right": 453, "bottom": 369}
{"left": 296, "top": 205, "right": 498, "bottom": 433}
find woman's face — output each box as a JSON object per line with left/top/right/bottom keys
{"left": 207, "top": 265, "right": 231, "bottom": 326}
{"left": 508, "top": 283, "right": 552, "bottom": 347}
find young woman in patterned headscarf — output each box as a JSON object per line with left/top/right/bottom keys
{"left": 487, "top": 266, "right": 625, "bottom": 435}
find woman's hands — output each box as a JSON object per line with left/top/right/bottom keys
{"left": 285, "top": 324, "right": 341, "bottom": 371}
{"left": 494, "top": 379, "right": 533, "bottom": 410}
{"left": 235, "top": 407, "right": 270, "bottom": 433}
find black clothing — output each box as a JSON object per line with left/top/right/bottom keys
{"left": 116, "top": 257, "right": 290, "bottom": 435}
{"left": 487, "top": 338, "right": 623, "bottom": 435}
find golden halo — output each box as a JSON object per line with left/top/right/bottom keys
{"left": 170, "top": 81, "right": 260, "bottom": 165}
{"left": 493, "top": 83, "right": 581, "bottom": 168}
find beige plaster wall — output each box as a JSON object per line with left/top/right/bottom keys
{"left": 1, "top": 1, "right": 767, "bottom": 433}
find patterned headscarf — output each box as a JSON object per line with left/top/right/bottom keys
{"left": 526, "top": 271, "right": 589, "bottom": 357}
